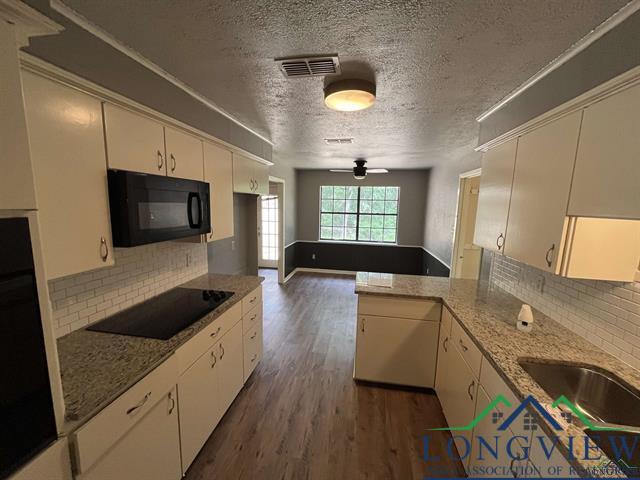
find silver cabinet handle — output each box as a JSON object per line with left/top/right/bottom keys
{"left": 100, "top": 236, "right": 109, "bottom": 262}
{"left": 249, "top": 296, "right": 257, "bottom": 304}
{"left": 210, "top": 351, "right": 217, "bottom": 368}
{"left": 251, "top": 354, "right": 257, "bottom": 363}
{"left": 168, "top": 391, "right": 175, "bottom": 415}
{"left": 496, "top": 233, "right": 505, "bottom": 250}
{"left": 255, "top": 180, "right": 259, "bottom": 192}
{"left": 250, "top": 313, "right": 257, "bottom": 321}
{"left": 443, "top": 336, "right": 449, "bottom": 352}
{"left": 459, "top": 338, "right": 468, "bottom": 352}
{"left": 157, "top": 150, "right": 164, "bottom": 170}
{"left": 220, "top": 343, "right": 225, "bottom": 359}
{"left": 250, "top": 179, "right": 255, "bottom": 191}
{"left": 210, "top": 326, "right": 221, "bottom": 338}
{"left": 361, "top": 318, "right": 365, "bottom": 333}
{"left": 126, "top": 392, "right": 151, "bottom": 415}
{"left": 467, "top": 380, "right": 475, "bottom": 401}
{"left": 250, "top": 331, "right": 257, "bottom": 340}
{"left": 545, "top": 243, "right": 555, "bottom": 268}
{"left": 170, "top": 153, "right": 176, "bottom": 172}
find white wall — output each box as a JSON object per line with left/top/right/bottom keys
{"left": 491, "top": 254, "right": 640, "bottom": 370}
{"left": 49, "top": 241, "right": 208, "bottom": 338}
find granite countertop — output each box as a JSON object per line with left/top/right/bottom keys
{"left": 57, "top": 273, "right": 263, "bottom": 433}
{"left": 355, "top": 272, "right": 640, "bottom": 478}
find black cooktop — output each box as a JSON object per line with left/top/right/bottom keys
{"left": 87, "top": 287, "right": 234, "bottom": 340}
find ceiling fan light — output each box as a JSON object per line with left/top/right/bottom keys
{"left": 353, "top": 173, "right": 366, "bottom": 180}
{"left": 324, "top": 79, "right": 376, "bottom": 112}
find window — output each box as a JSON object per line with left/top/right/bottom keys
{"left": 320, "top": 186, "right": 399, "bottom": 243}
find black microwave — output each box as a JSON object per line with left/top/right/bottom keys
{"left": 108, "top": 170, "right": 211, "bottom": 247}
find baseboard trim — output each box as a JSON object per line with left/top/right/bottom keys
{"left": 283, "top": 267, "right": 358, "bottom": 282}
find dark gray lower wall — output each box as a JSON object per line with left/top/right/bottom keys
{"left": 208, "top": 194, "right": 257, "bottom": 276}
{"left": 285, "top": 241, "right": 449, "bottom": 278}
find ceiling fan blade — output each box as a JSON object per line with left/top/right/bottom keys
{"left": 367, "top": 169, "right": 389, "bottom": 173}
{"left": 329, "top": 169, "right": 353, "bottom": 173}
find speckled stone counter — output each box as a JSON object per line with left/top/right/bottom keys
{"left": 57, "top": 273, "right": 263, "bottom": 432}
{"left": 355, "top": 272, "right": 640, "bottom": 477}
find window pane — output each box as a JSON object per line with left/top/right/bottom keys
{"left": 321, "top": 186, "right": 333, "bottom": 199}
{"left": 358, "top": 227, "right": 370, "bottom": 241}
{"left": 345, "top": 214, "right": 357, "bottom": 228}
{"left": 384, "top": 215, "right": 397, "bottom": 229}
{"left": 346, "top": 186, "right": 358, "bottom": 199}
{"left": 334, "top": 199, "right": 345, "bottom": 211}
{"left": 372, "top": 200, "right": 384, "bottom": 214}
{"left": 360, "top": 199, "right": 371, "bottom": 213}
{"left": 372, "top": 187, "right": 386, "bottom": 200}
{"left": 321, "top": 199, "right": 333, "bottom": 212}
{"left": 383, "top": 229, "right": 396, "bottom": 242}
{"left": 346, "top": 199, "right": 357, "bottom": 213}
{"left": 333, "top": 214, "right": 344, "bottom": 227}
{"left": 320, "top": 214, "right": 332, "bottom": 227}
{"left": 385, "top": 186, "right": 399, "bottom": 200}
{"left": 345, "top": 228, "right": 356, "bottom": 240}
{"left": 370, "top": 229, "right": 383, "bottom": 242}
{"left": 371, "top": 215, "right": 384, "bottom": 229}
{"left": 332, "top": 227, "right": 344, "bottom": 239}
{"left": 360, "top": 186, "right": 372, "bottom": 199}
{"left": 359, "top": 214, "right": 371, "bottom": 227}
{"left": 320, "top": 227, "right": 332, "bottom": 239}
{"left": 334, "top": 186, "right": 346, "bottom": 199}
{"left": 384, "top": 201, "right": 398, "bottom": 214}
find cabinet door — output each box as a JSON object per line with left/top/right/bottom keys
{"left": 474, "top": 138, "right": 518, "bottom": 253}
{"left": 504, "top": 111, "right": 582, "bottom": 272}
{"left": 569, "top": 82, "right": 640, "bottom": 219}
{"left": 434, "top": 307, "right": 453, "bottom": 395}
{"left": 203, "top": 142, "right": 234, "bottom": 241}
{"left": 354, "top": 315, "right": 439, "bottom": 388}
{"left": 440, "top": 343, "right": 478, "bottom": 470}
{"left": 22, "top": 72, "right": 115, "bottom": 279}
{"left": 254, "top": 163, "right": 269, "bottom": 195}
{"left": 217, "top": 321, "right": 244, "bottom": 415}
{"left": 164, "top": 126, "right": 204, "bottom": 181}
{"left": 80, "top": 389, "right": 181, "bottom": 480}
{"left": 178, "top": 344, "right": 222, "bottom": 471}
{"left": 232, "top": 153, "right": 254, "bottom": 193}
{"left": 103, "top": 103, "right": 166, "bottom": 175}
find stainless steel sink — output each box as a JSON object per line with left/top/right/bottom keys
{"left": 518, "top": 359, "right": 640, "bottom": 428}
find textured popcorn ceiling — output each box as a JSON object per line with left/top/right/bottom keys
{"left": 61, "top": 0, "right": 628, "bottom": 169}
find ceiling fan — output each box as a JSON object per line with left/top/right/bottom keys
{"left": 329, "top": 159, "right": 389, "bottom": 180}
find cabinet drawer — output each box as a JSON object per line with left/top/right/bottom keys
{"left": 175, "top": 302, "right": 242, "bottom": 373}
{"left": 243, "top": 302, "right": 262, "bottom": 334}
{"left": 358, "top": 295, "right": 441, "bottom": 321}
{"left": 242, "top": 286, "right": 262, "bottom": 316}
{"left": 243, "top": 323, "right": 263, "bottom": 382}
{"left": 73, "top": 355, "right": 179, "bottom": 474}
{"left": 451, "top": 319, "right": 483, "bottom": 379}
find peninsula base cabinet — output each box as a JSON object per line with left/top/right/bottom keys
{"left": 70, "top": 289, "right": 264, "bottom": 480}
{"left": 353, "top": 295, "right": 441, "bottom": 388}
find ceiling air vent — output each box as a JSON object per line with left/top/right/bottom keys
{"left": 324, "top": 137, "right": 354, "bottom": 145}
{"left": 276, "top": 56, "right": 341, "bottom": 78}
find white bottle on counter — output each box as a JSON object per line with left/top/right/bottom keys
{"left": 517, "top": 304, "right": 534, "bottom": 332}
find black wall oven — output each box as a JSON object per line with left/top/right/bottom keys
{"left": 108, "top": 170, "right": 211, "bottom": 247}
{"left": 0, "top": 218, "right": 57, "bottom": 479}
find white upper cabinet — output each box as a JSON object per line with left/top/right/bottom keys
{"left": 22, "top": 72, "right": 115, "bottom": 279}
{"left": 103, "top": 103, "right": 166, "bottom": 175}
{"left": 568, "top": 82, "right": 640, "bottom": 219}
{"left": 254, "top": 162, "right": 269, "bottom": 195}
{"left": 203, "top": 142, "right": 234, "bottom": 241}
{"left": 504, "top": 111, "right": 582, "bottom": 272}
{"left": 164, "top": 126, "right": 204, "bottom": 181}
{"left": 474, "top": 138, "right": 517, "bottom": 253}
{"left": 233, "top": 153, "right": 269, "bottom": 195}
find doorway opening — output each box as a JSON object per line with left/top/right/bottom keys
{"left": 451, "top": 168, "right": 482, "bottom": 279}
{"left": 258, "top": 176, "right": 285, "bottom": 283}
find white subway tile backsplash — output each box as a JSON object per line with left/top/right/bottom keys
{"left": 490, "top": 254, "right": 640, "bottom": 370}
{"left": 49, "top": 241, "right": 208, "bottom": 338}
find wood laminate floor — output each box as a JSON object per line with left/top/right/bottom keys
{"left": 185, "top": 270, "right": 464, "bottom": 480}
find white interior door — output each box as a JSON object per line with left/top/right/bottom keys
{"left": 258, "top": 192, "right": 279, "bottom": 268}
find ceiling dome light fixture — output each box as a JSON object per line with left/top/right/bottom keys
{"left": 324, "top": 79, "right": 376, "bottom": 112}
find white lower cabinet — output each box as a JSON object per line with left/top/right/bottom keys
{"left": 177, "top": 342, "right": 223, "bottom": 472}
{"left": 217, "top": 321, "right": 245, "bottom": 415}
{"left": 78, "top": 388, "right": 181, "bottom": 480}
